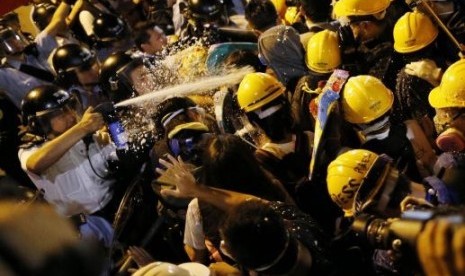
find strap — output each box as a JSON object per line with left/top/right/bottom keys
{"left": 19, "top": 63, "right": 55, "bottom": 82}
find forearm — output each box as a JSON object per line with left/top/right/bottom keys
{"left": 193, "top": 186, "right": 266, "bottom": 212}
{"left": 26, "top": 123, "right": 88, "bottom": 174}
{"left": 44, "top": 1, "right": 72, "bottom": 36}
{"left": 66, "top": 0, "right": 84, "bottom": 26}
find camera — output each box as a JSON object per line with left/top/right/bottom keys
{"left": 352, "top": 208, "right": 465, "bottom": 251}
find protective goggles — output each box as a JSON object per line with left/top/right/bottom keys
{"left": 168, "top": 132, "right": 212, "bottom": 157}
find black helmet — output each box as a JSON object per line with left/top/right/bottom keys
{"left": 32, "top": 3, "right": 57, "bottom": 31}
{"left": 93, "top": 13, "right": 128, "bottom": 43}
{"left": 0, "top": 12, "right": 20, "bottom": 28}
{"left": 52, "top": 44, "right": 96, "bottom": 86}
{"left": 99, "top": 51, "right": 141, "bottom": 103}
{"left": 187, "top": 0, "right": 224, "bottom": 21}
{"left": 21, "top": 85, "right": 79, "bottom": 136}
{"left": 0, "top": 27, "right": 30, "bottom": 56}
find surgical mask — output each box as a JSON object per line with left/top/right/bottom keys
{"left": 358, "top": 116, "right": 391, "bottom": 141}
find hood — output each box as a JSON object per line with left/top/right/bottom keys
{"left": 258, "top": 25, "right": 308, "bottom": 85}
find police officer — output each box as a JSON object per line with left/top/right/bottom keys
{"left": 52, "top": 43, "right": 107, "bottom": 108}
{"left": 0, "top": 0, "right": 73, "bottom": 108}
{"left": 18, "top": 84, "right": 118, "bottom": 221}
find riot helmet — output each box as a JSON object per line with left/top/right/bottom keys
{"left": 21, "top": 85, "right": 81, "bottom": 137}
{"left": 93, "top": 13, "right": 128, "bottom": 44}
{"left": 183, "top": 0, "right": 227, "bottom": 25}
{"left": 52, "top": 44, "right": 97, "bottom": 87}
{"left": 32, "top": 3, "right": 57, "bottom": 31}
{"left": 99, "top": 51, "right": 143, "bottom": 103}
{"left": 0, "top": 27, "right": 31, "bottom": 56}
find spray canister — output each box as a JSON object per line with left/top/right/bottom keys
{"left": 94, "top": 102, "right": 128, "bottom": 150}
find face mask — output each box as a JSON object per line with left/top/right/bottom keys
{"left": 359, "top": 116, "right": 391, "bottom": 141}
{"left": 436, "top": 127, "right": 465, "bottom": 152}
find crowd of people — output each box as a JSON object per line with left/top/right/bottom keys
{"left": 1, "top": 0, "right": 465, "bottom": 275}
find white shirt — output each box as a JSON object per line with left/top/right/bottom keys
{"left": 19, "top": 138, "right": 116, "bottom": 217}
{"left": 184, "top": 198, "right": 207, "bottom": 250}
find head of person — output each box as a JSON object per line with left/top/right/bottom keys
{"left": 21, "top": 85, "right": 82, "bottom": 140}
{"left": 201, "top": 134, "right": 285, "bottom": 201}
{"left": 92, "top": 13, "right": 130, "bottom": 48}
{"left": 305, "top": 29, "right": 341, "bottom": 75}
{"left": 181, "top": 0, "right": 228, "bottom": 27}
{"left": 393, "top": 10, "right": 439, "bottom": 61}
{"left": 166, "top": 122, "right": 212, "bottom": 166}
{"left": 0, "top": 12, "right": 21, "bottom": 32}
{"left": 333, "top": 0, "right": 391, "bottom": 43}
{"left": 429, "top": 59, "right": 465, "bottom": 152}
{"left": 237, "top": 72, "right": 293, "bottom": 142}
{"left": 52, "top": 44, "right": 99, "bottom": 89}
{"left": 221, "top": 200, "right": 308, "bottom": 274}
{"left": 245, "top": 0, "right": 279, "bottom": 33}
{"left": 299, "top": 0, "right": 331, "bottom": 23}
{"left": 258, "top": 25, "right": 308, "bottom": 85}
{"left": 32, "top": 3, "right": 57, "bottom": 31}
{"left": 153, "top": 96, "right": 202, "bottom": 138}
{"left": 133, "top": 261, "right": 210, "bottom": 276}
{"left": 0, "top": 201, "right": 104, "bottom": 276}
{"left": 99, "top": 51, "right": 147, "bottom": 103}
{"left": 0, "top": 27, "right": 30, "bottom": 57}
{"left": 327, "top": 149, "right": 413, "bottom": 218}
{"left": 133, "top": 21, "right": 168, "bottom": 55}
{"left": 224, "top": 49, "right": 266, "bottom": 72}
{"left": 341, "top": 75, "right": 394, "bottom": 142}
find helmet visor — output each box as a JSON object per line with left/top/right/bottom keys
{"left": 0, "top": 29, "right": 29, "bottom": 55}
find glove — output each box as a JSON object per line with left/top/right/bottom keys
{"left": 405, "top": 59, "right": 442, "bottom": 87}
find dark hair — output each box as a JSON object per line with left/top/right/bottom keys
{"left": 300, "top": 0, "right": 331, "bottom": 23}
{"left": 245, "top": 0, "right": 278, "bottom": 32}
{"left": 201, "top": 134, "right": 286, "bottom": 201}
{"left": 152, "top": 97, "right": 197, "bottom": 138}
{"left": 224, "top": 50, "right": 266, "bottom": 72}
{"left": 133, "top": 21, "right": 164, "bottom": 51}
{"left": 221, "top": 200, "right": 289, "bottom": 269}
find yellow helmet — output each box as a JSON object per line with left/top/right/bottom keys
{"left": 429, "top": 59, "right": 465, "bottom": 108}
{"left": 284, "top": 6, "right": 300, "bottom": 25}
{"left": 393, "top": 11, "right": 438, "bottom": 54}
{"left": 333, "top": 0, "right": 390, "bottom": 18}
{"left": 341, "top": 75, "right": 394, "bottom": 124}
{"left": 305, "top": 30, "right": 341, "bottom": 74}
{"left": 271, "top": 0, "right": 287, "bottom": 19}
{"left": 237, "top": 72, "right": 286, "bottom": 112}
{"left": 327, "top": 149, "right": 389, "bottom": 217}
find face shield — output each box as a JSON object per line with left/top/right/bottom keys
{"left": 34, "top": 95, "right": 82, "bottom": 136}
{"left": 0, "top": 28, "right": 30, "bottom": 56}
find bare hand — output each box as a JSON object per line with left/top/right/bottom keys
{"left": 209, "top": 262, "right": 241, "bottom": 276}
{"left": 127, "top": 246, "right": 155, "bottom": 268}
{"left": 156, "top": 154, "right": 199, "bottom": 199}
{"left": 417, "top": 220, "right": 465, "bottom": 276}
{"left": 78, "top": 107, "right": 104, "bottom": 134}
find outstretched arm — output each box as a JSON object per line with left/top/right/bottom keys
{"left": 157, "top": 155, "right": 267, "bottom": 211}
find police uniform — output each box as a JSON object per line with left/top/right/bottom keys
{"left": 19, "top": 137, "right": 115, "bottom": 217}
{"left": 0, "top": 32, "right": 57, "bottom": 108}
